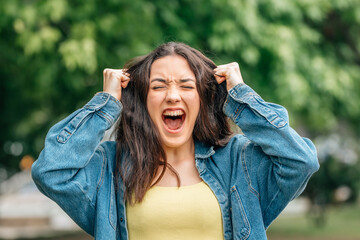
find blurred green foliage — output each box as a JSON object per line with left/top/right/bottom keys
{"left": 1, "top": 0, "right": 360, "bottom": 205}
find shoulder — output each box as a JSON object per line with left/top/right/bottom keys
{"left": 99, "top": 140, "right": 117, "bottom": 152}
{"left": 213, "top": 134, "right": 264, "bottom": 168}
{"left": 217, "top": 133, "right": 252, "bottom": 153}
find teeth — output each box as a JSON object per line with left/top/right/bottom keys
{"left": 163, "top": 110, "right": 184, "bottom": 117}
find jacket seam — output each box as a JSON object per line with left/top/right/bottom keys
{"left": 57, "top": 110, "right": 93, "bottom": 144}
{"left": 109, "top": 174, "right": 116, "bottom": 230}
{"left": 263, "top": 156, "right": 283, "bottom": 218}
{"left": 291, "top": 171, "right": 312, "bottom": 200}
{"left": 230, "top": 186, "right": 251, "bottom": 240}
{"left": 241, "top": 141, "right": 260, "bottom": 199}
{"left": 96, "top": 110, "right": 113, "bottom": 126}
{"left": 73, "top": 181, "right": 96, "bottom": 209}
{"left": 95, "top": 145, "right": 107, "bottom": 192}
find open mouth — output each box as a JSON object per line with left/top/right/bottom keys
{"left": 162, "top": 109, "right": 185, "bottom": 132}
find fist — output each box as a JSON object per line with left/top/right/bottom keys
{"left": 214, "top": 62, "right": 244, "bottom": 91}
{"left": 103, "top": 68, "right": 130, "bottom": 100}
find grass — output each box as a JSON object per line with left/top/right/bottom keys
{"left": 267, "top": 204, "right": 360, "bottom": 239}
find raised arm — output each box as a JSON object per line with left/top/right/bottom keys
{"left": 215, "top": 63, "right": 319, "bottom": 227}
{"left": 31, "top": 69, "right": 129, "bottom": 234}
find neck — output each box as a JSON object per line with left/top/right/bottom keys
{"left": 163, "top": 138, "right": 195, "bottom": 165}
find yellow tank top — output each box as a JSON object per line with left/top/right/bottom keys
{"left": 126, "top": 181, "right": 224, "bottom": 240}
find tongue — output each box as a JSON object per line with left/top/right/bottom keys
{"left": 164, "top": 118, "right": 182, "bottom": 130}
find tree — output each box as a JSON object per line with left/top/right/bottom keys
{"left": 1, "top": 0, "right": 360, "bottom": 208}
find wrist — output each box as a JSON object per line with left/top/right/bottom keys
{"left": 103, "top": 90, "right": 120, "bottom": 101}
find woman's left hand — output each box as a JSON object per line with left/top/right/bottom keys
{"left": 214, "top": 62, "right": 244, "bottom": 91}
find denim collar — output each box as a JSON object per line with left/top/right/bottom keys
{"left": 194, "top": 140, "right": 215, "bottom": 159}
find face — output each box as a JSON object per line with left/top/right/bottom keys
{"left": 147, "top": 55, "right": 200, "bottom": 150}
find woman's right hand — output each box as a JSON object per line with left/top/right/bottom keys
{"left": 103, "top": 68, "right": 130, "bottom": 100}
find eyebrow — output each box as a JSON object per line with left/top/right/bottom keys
{"left": 150, "top": 78, "right": 195, "bottom": 83}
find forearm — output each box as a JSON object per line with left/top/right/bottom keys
{"left": 224, "top": 83, "right": 318, "bottom": 168}
{"left": 32, "top": 92, "right": 121, "bottom": 176}
{"left": 224, "top": 83, "right": 319, "bottom": 226}
{"left": 31, "top": 92, "right": 121, "bottom": 234}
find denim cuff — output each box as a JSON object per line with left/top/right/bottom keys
{"left": 223, "top": 83, "right": 251, "bottom": 120}
{"left": 85, "top": 92, "right": 123, "bottom": 126}
{"left": 223, "top": 84, "right": 287, "bottom": 128}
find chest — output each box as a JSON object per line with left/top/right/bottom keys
{"left": 125, "top": 181, "right": 224, "bottom": 239}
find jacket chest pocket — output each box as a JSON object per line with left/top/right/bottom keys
{"left": 230, "top": 186, "right": 250, "bottom": 240}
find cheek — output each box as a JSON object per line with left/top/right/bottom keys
{"left": 185, "top": 93, "right": 200, "bottom": 118}
{"left": 146, "top": 93, "right": 162, "bottom": 120}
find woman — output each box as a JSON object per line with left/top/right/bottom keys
{"left": 32, "top": 42, "right": 319, "bottom": 240}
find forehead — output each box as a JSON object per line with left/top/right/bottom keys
{"left": 150, "top": 55, "right": 195, "bottom": 78}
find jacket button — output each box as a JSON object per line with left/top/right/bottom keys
{"left": 120, "top": 218, "right": 123, "bottom": 222}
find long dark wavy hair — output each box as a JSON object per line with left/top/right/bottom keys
{"left": 116, "top": 42, "right": 232, "bottom": 204}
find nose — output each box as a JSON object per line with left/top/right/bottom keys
{"left": 165, "top": 86, "right": 181, "bottom": 103}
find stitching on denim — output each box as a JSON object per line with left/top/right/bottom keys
{"left": 263, "top": 156, "right": 283, "bottom": 218}
{"left": 204, "top": 168, "right": 227, "bottom": 203}
{"left": 236, "top": 91, "right": 254, "bottom": 102}
{"left": 202, "top": 167, "right": 229, "bottom": 235}
{"left": 195, "top": 146, "right": 215, "bottom": 159}
{"left": 270, "top": 117, "right": 287, "bottom": 128}
{"left": 231, "top": 186, "right": 251, "bottom": 240}
{"left": 75, "top": 112, "right": 92, "bottom": 132}
{"left": 252, "top": 97, "right": 288, "bottom": 129}
{"left": 97, "top": 110, "right": 113, "bottom": 125}
{"left": 85, "top": 93, "right": 110, "bottom": 110}
{"left": 101, "top": 109, "right": 116, "bottom": 126}
{"left": 263, "top": 187, "right": 280, "bottom": 225}
{"left": 57, "top": 110, "right": 93, "bottom": 144}
{"left": 233, "top": 104, "right": 246, "bottom": 122}
{"left": 233, "top": 104, "right": 241, "bottom": 119}
{"left": 109, "top": 174, "right": 117, "bottom": 230}
{"left": 95, "top": 145, "right": 107, "bottom": 192}
{"left": 241, "top": 141, "right": 260, "bottom": 200}
{"left": 248, "top": 144, "right": 260, "bottom": 199}
{"left": 73, "top": 181, "right": 96, "bottom": 209}
{"left": 63, "top": 128, "right": 72, "bottom": 135}
{"left": 95, "top": 110, "right": 106, "bottom": 122}
{"left": 291, "top": 171, "right": 312, "bottom": 200}
{"left": 57, "top": 129, "right": 73, "bottom": 144}
{"left": 110, "top": 97, "right": 121, "bottom": 108}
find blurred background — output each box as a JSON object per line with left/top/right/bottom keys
{"left": 1, "top": 0, "right": 360, "bottom": 239}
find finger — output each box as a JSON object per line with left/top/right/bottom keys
{"left": 214, "top": 67, "right": 228, "bottom": 84}
{"left": 103, "top": 68, "right": 112, "bottom": 80}
{"left": 214, "top": 67, "right": 228, "bottom": 77}
{"left": 113, "top": 69, "right": 130, "bottom": 82}
{"left": 121, "top": 69, "right": 129, "bottom": 77}
{"left": 121, "top": 75, "right": 130, "bottom": 88}
{"left": 214, "top": 74, "right": 226, "bottom": 84}
{"left": 229, "top": 62, "right": 241, "bottom": 75}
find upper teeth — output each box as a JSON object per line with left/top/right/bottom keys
{"left": 163, "top": 110, "right": 184, "bottom": 116}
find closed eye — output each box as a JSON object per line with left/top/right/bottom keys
{"left": 152, "top": 86, "right": 166, "bottom": 90}
{"left": 181, "top": 86, "right": 195, "bottom": 89}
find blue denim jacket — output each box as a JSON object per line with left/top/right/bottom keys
{"left": 32, "top": 84, "right": 319, "bottom": 240}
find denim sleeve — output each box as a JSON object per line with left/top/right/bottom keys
{"left": 223, "top": 83, "right": 319, "bottom": 228}
{"left": 31, "top": 92, "right": 122, "bottom": 235}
